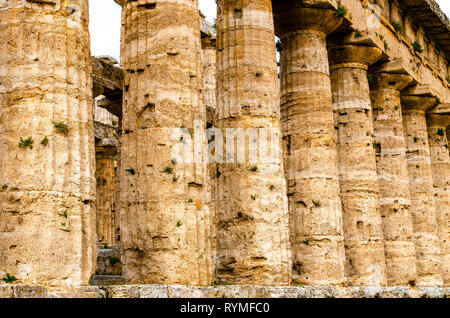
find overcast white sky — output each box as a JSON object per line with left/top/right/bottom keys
{"left": 89, "top": 0, "right": 450, "bottom": 61}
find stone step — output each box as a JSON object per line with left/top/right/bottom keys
{"left": 90, "top": 275, "right": 125, "bottom": 286}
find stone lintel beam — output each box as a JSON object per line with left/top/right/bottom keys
{"left": 428, "top": 103, "right": 450, "bottom": 115}
{"left": 370, "top": 60, "right": 416, "bottom": 77}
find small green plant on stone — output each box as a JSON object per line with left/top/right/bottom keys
{"left": 53, "top": 121, "right": 70, "bottom": 135}
{"left": 40, "top": 136, "right": 49, "bottom": 146}
{"left": 437, "top": 128, "right": 445, "bottom": 136}
{"left": 366, "top": 74, "right": 373, "bottom": 82}
{"left": 251, "top": 194, "right": 257, "bottom": 200}
{"left": 61, "top": 222, "right": 66, "bottom": 227}
{"left": 164, "top": 166, "right": 173, "bottom": 174}
{"left": 412, "top": 41, "right": 423, "bottom": 53}
{"left": 109, "top": 257, "right": 120, "bottom": 265}
{"left": 391, "top": 21, "right": 404, "bottom": 35}
{"left": 384, "top": 40, "right": 389, "bottom": 51}
{"left": 303, "top": 240, "right": 310, "bottom": 246}
{"left": 312, "top": 200, "right": 321, "bottom": 207}
{"left": 125, "top": 168, "right": 135, "bottom": 175}
{"left": 104, "top": 243, "right": 110, "bottom": 249}
{"left": 172, "top": 174, "right": 180, "bottom": 182}
{"left": 334, "top": 4, "right": 348, "bottom": 18}
{"left": 413, "top": 137, "right": 419, "bottom": 143}
{"left": 176, "top": 220, "right": 182, "bottom": 227}
{"left": 2, "top": 273, "right": 17, "bottom": 283}
{"left": 354, "top": 30, "right": 362, "bottom": 37}
{"left": 19, "top": 137, "right": 33, "bottom": 149}
{"left": 58, "top": 211, "right": 68, "bottom": 218}
{"left": 269, "top": 185, "right": 275, "bottom": 191}
{"left": 249, "top": 166, "right": 258, "bottom": 172}
{"left": 188, "top": 198, "right": 193, "bottom": 203}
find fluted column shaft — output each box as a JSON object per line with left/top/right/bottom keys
{"left": 370, "top": 73, "right": 417, "bottom": 285}
{"left": 202, "top": 42, "right": 217, "bottom": 112}
{"left": 273, "top": 6, "right": 346, "bottom": 286}
{"left": 96, "top": 148, "right": 117, "bottom": 245}
{"left": 120, "top": 0, "right": 213, "bottom": 285}
{"left": 427, "top": 114, "right": 450, "bottom": 286}
{"left": 215, "top": 0, "right": 291, "bottom": 285}
{"left": 401, "top": 97, "right": 443, "bottom": 286}
{"left": 329, "top": 45, "right": 387, "bottom": 286}
{"left": 0, "top": 1, "right": 96, "bottom": 286}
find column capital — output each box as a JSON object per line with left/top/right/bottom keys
{"left": 371, "top": 73, "right": 413, "bottom": 91}
{"left": 328, "top": 45, "right": 382, "bottom": 70}
{"left": 273, "top": 7, "right": 342, "bottom": 37}
{"left": 427, "top": 113, "right": 450, "bottom": 128}
{"left": 401, "top": 85, "right": 438, "bottom": 111}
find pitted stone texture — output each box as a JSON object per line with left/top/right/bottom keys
{"left": 120, "top": 0, "right": 213, "bottom": 285}
{"left": 0, "top": 0, "right": 96, "bottom": 287}
{"left": 402, "top": 106, "right": 443, "bottom": 287}
{"left": 370, "top": 73, "right": 417, "bottom": 285}
{"left": 96, "top": 245, "right": 122, "bottom": 276}
{"left": 90, "top": 275, "right": 125, "bottom": 286}
{"left": 427, "top": 114, "right": 450, "bottom": 286}
{"left": 329, "top": 45, "right": 387, "bottom": 286}
{"left": 0, "top": 284, "right": 104, "bottom": 298}
{"left": 275, "top": 7, "right": 346, "bottom": 286}
{"left": 215, "top": 0, "right": 291, "bottom": 285}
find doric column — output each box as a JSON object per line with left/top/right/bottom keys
{"left": 370, "top": 72, "right": 417, "bottom": 285}
{"left": 95, "top": 147, "right": 117, "bottom": 245}
{"left": 329, "top": 43, "right": 387, "bottom": 286}
{"left": 401, "top": 89, "right": 443, "bottom": 287}
{"left": 201, "top": 38, "right": 217, "bottom": 117}
{"left": 273, "top": 4, "right": 346, "bottom": 286}
{"left": 0, "top": 1, "right": 96, "bottom": 286}
{"left": 119, "top": 0, "right": 213, "bottom": 285}
{"left": 215, "top": 0, "right": 291, "bottom": 285}
{"left": 427, "top": 113, "right": 450, "bottom": 286}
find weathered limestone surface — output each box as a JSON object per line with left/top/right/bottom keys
{"left": 329, "top": 43, "right": 387, "bottom": 286}
{"left": 214, "top": 0, "right": 291, "bottom": 285}
{"left": 426, "top": 113, "right": 450, "bottom": 286}
{"left": 119, "top": 0, "right": 213, "bottom": 285}
{"left": 273, "top": 4, "right": 346, "bottom": 286}
{"left": 402, "top": 92, "right": 443, "bottom": 287}
{"left": 370, "top": 72, "right": 417, "bottom": 285}
{"left": 0, "top": 0, "right": 96, "bottom": 286}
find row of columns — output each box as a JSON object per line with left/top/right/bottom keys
{"left": 0, "top": 0, "right": 448, "bottom": 288}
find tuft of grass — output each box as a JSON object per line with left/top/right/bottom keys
{"left": 109, "top": 257, "right": 120, "bottom": 265}
{"left": 249, "top": 166, "right": 258, "bottom": 172}
{"left": 366, "top": 74, "right": 373, "bottom": 82}
{"left": 53, "top": 121, "right": 70, "bottom": 135}
{"left": 172, "top": 174, "right": 180, "bottom": 182}
{"left": 40, "top": 136, "right": 49, "bottom": 146}
{"left": 176, "top": 220, "right": 182, "bottom": 227}
{"left": 163, "top": 166, "right": 173, "bottom": 174}
{"left": 269, "top": 185, "right": 275, "bottom": 191}
{"left": 103, "top": 243, "right": 110, "bottom": 249}
{"left": 188, "top": 198, "right": 193, "bottom": 203}
{"left": 312, "top": 200, "right": 321, "bottom": 207}
{"left": 303, "top": 240, "right": 310, "bottom": 246}
{"left": 125, "top": 168, "right": 135, "bottom": 175}
{"left": 250, "top": 194, "right": 257, "bottom": 201}
{"left": 391, "top": 21, "right": 404, "bottom": 35}
{"left": 437, "top": 128, "right": 445, "bottom": 136}
{"left": 58, "top": 211, "right": 68, "bottom": 218}
{"left": 19, "top": 137, "right": 33, "bottom": 149}
{"left": 2, "top": 273, "right": 17, "bottom": 284}
{"left": 334, "top": 4, "right": 348, "bottom": 18}
{"left": 412, "top": 41, "right": 423, "bottom": 53}
{"left": 354, "top": 30, "right": 362, "bottom": 37}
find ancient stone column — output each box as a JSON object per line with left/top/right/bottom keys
{"left": 401, "top": 90, "right": 443, "bottom": 287}
{"left": 95, "top": 147, "right": 117, "bottom": 245}
{"left": 119, "top": 0, "right": 213, "bottom": 285}
{"left": 329, "top": 43, "right": 387, "bottom": 286}
{"left": 427, "top": 113, "right": 450, "bottom": 286}
{"left": 0, "top": 0, "right": 96, "bottom": 286}
{"left": 215, "top": 0, "right": 291, "bottom": 285}
{"left": 202, "top": 38, "right": 216, "bottom": 115}
{"left": 273, "top": 5, "right": 346, "bottom": 286}
{"left": 370, "top": 72, "right": 418, "bottom": 285}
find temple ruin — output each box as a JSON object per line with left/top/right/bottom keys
{"left": 0, "top": 0, "right": 449, "bottom": 298}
